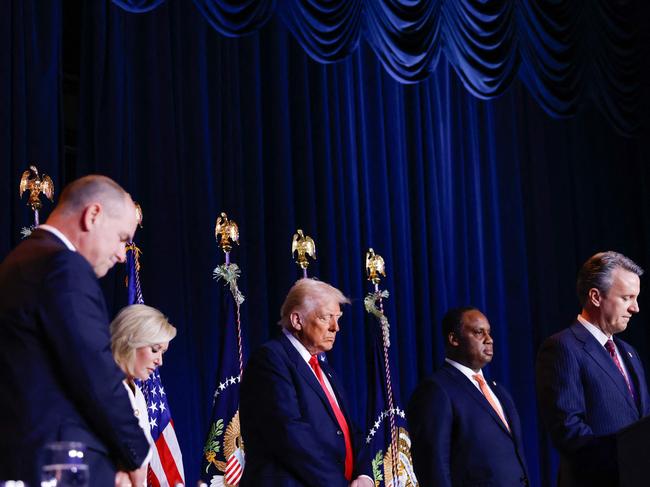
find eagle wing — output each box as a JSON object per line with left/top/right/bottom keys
{"left": 19, "top": 170, "right": 30, "bottom": 197}
{"left": 305, "top": 237, "right": 316, "bottom": 258}
{"left": 42, "top": 175, "right": 55, "bottom": 201}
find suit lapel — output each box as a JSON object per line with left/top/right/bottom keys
{"left": 571, "top": 323, "right": 638, "bottom": 412}
{"left": 319, "top": 358, "right": 353, "bottom": 422}
{"left": 443, "top": 363, "right": 512, "bottom": 436}
{"left": 492, "top": 383, "right": 522, "bottom": 443}
{"left": 278, "top": 335, "right": 340, "bottom": 425}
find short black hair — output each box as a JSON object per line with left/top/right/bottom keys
{"left": 441, "top": 306, "right": 479, "bottom": 340}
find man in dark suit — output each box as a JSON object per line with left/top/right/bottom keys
{"left": 407, "top": 307, "right": 530, "bottom": 487}
{"left": 536, "top": 251, "right": 649, "bottom": 487}
{"left": 239, "top": 278, "right": 373, "bottom": 487}
{"left": 0, "top": 175, "right": 150, "bottom": 487}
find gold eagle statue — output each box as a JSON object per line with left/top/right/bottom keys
{"left": 134, "top": 202, "right": 143, "bottom": 228}
{"left": 215, "top": 212, "right": 239, "bottom": 253}
{"left": 19, "top": 165, "right": 54, "bottom": 211}
{"left": 366, "top": 248, "right": 386, "bottom": 285}
{"left": 291, "top": 229, "right": 316, "bottom": 270}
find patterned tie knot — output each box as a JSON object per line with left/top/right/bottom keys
{"left": 605, "top": 339, "right": 616, "bottom": 355}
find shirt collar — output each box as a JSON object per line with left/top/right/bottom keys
{"left": 282, "top": 328, "right": 314, "bottom": 364}
{"left": 577, "top": 314, "right": 610, "bottom": 345}
{"left": 38, "top": 224, "right": 76, "bottom": 252}
{"left": 445, "top": 357, "right": 484, "bottom": 382}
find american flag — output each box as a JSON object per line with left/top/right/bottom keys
{"left": 137, "top": 370, "right": 186, "bottom": 487}
{"left": 126, "top": 243, "right": 185, "bottom": 486}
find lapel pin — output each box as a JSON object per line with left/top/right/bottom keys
{"left": 492, "top": 381, "right": 497, "bottom": 387}
{"left": 629, "top": 351, "right": 633, "bottom": 358}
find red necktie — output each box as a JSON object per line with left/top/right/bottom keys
{"left": 472, "top": 374, "right": 510, "bottom": 431}
{"left": 309, "top": 355, "right": 353, "bottom": 480}
{"left": 605, "top": 339, "right": 635, "bottom": 399}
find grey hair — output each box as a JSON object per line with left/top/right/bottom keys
{"left": 577, "top": 251, "right": 644, "bottom": 306}
{"left": 278, "top": 278, "right": 351, "bottom": 329}
{"left": 110, "top": 304, "right": 177, "bottom": 377}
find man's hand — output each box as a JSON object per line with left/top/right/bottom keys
{"left": 350, "top": 475, "right": 375, "bottom": 487}
{"left": 127, "top": 464, "right": 147, "bottom": 487}
{"left": 115, "top": 471, "right": 132, "bottom": 487}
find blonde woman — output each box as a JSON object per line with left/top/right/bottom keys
{"left": 110, "top": 304, "right": 177, "bottom": 487}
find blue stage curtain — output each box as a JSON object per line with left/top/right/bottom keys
{"left": 111, "top": 0, "right": 166, "bottom": 14}
{"left": 108, "top": 0, "right": 642, "bottom": 134}
{"left": 67, "top": 2, "right": 649, "bottom": 486}
{"left": 1, "top": 0, "right": 62, "bottom": 256}
{"left": 2, "top": 1, "right": 649, "bottom": 486}
{"left": 192, "top": 0, "right": 275, "bottom": 36}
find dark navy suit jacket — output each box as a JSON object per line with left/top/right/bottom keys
{"left": 407, "top": 362, "right": 529, "bottom": 487}
{"left": 0, "top": 229, "right": 150, "bottom": 487}
{"left": 536, "top": 322, "right": 650, "bottom": 487}
{"left": 239, "top": 333, "right": 370, "bottom": 487}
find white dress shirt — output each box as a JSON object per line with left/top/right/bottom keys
{"left": 38, "top": 224, "right": 76, "bottom": 251}
{"left": 445, "top": 358, "right": 507, "bottom": 421}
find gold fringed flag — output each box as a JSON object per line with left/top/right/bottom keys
{"left": 364, "top": 249, "right": 418, "bottom": 487}
{"left": 201, "top": 213, "right": 247, "bottom": 486}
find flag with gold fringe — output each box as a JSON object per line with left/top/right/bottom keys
{"left": 126, "top": 241, "right": 185, "bottom": 487}
{"left": 201, "top": 213, "right": 247, "bottom": 487}
{"left": 363, "top": 249, "right": 418, "bottom": 487}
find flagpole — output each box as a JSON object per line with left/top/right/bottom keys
{"left": 365, "top": 248, "right": 400, "bottom": 486}
{"left": 215, "top": 212, "right": 244, "bottom": 377}
{"left": 291, "top": 229, "right": 316, "bottom": 278}
{"left": 204, "top": 212, "right": 247, "bottom": 486}
{"left": 19, "top": 164, "right": 54, "bottom": 229}
{"left": 125, "top": 203, "right": 186, "bottom": 486}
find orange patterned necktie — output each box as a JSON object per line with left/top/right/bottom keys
{"left": 472, "top": 374, "right": 510, "bottom": 431}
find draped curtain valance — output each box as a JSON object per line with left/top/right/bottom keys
{"left": 111, "top": 0, "right": 640, "bottom": 135}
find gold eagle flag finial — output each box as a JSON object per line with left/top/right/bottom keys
{"left": 366, "top": 248, "right": 386, "bottom": 285}
{"left": 19, "top": 165, "right": 55, "bottom": 226}
{"left": 291, "top": 229, "right": 316, "bottom": 277}
{"left": 215, "top": 212, "right": 240, "bottom": 254}
{"left": 134, "top": 202, "right": 143, "bottom": 228}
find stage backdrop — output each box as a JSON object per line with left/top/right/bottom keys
{"left": 2, "top": 1, "right": 650, "bottom": 486}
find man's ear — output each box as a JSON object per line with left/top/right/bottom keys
{"left": 447, "top": 331, "right": 459, "bottom": 348}
{"left": 588, "top": 287, "right": 602, "bottom": 308}
{"left": 289, "top": 311, "right": 302, "bottom": 331}
{"left": 80, "top": 203, "right": 102, "bottom": 232}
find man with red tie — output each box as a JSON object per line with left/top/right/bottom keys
{"left": 239, "top": 278, "right": 372, "bottom": 487}
{"left": 536, "top": 251, "right": 649, "bottom": 487}
{"left": 407, "top": 307, "right": 530, "bottom": 486}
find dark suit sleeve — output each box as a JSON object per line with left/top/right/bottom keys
{"left": 535, "top": 337, "right": 615, "bottom": 470}
{"left": 40, "top": 252, "right": 149, "bottom": 470}
{"left": 407, "top": 379, "right": 453, "bottom": 487}
{"left": 241, "top": 346, "right": 349, "bottom": 487}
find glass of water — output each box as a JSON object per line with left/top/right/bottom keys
{"left": 40, "top": 442, "right": 88, "bottom": 487}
